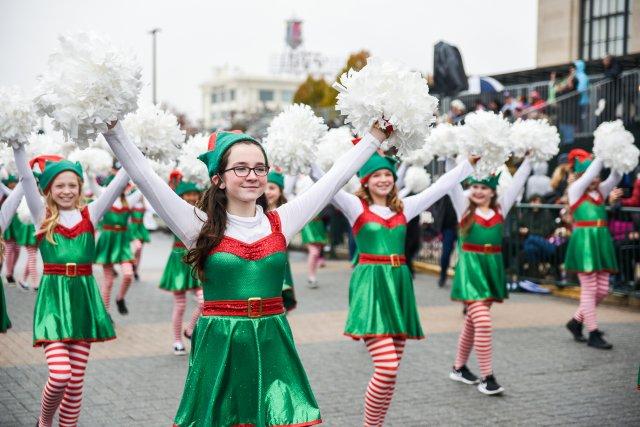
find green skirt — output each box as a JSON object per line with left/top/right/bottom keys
{"left": 6, "top": 218, "right": 37, "bottom": 246}
{"left": 344, "top": 264, "right": 424, "bottom": 339}
{"left": 1, "top": 280, "right": 11, "bottom": 333}
{"left": 159, "top": 248, "right": 201, "bottom": 292}
{"left": 282, "top": 257, "right": 297, "bottom": 311}
{"left": 565, "top": 226, "right": 618, "bottom": 273}
{"left": 451, "top": 251, "right": 507, "bottom": 302}
{"left": 173, "top": 314, "right": 321, "bottom": 427}
{"left": 301, "top": 221, "right": 327, "bottom": 245}
{"left": 95, "top": 230, "right": 133, "bottom": 264}
{"left": 129, "top": 222, "right": 151, "bottom": 243}
{"left": 33, "top": 275, "right": 116, "bottom": 346}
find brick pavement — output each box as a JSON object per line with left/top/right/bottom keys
{"left": 1, "top": 232, "right": 639, "bottom": 426}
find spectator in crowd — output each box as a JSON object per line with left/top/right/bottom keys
{"left": 500, "top": 91, "right": 518, "bottom": 114}
{"left": 474, "top": 100, "right": 486, "bottom": 111}
{"left": 597, "top": 54, "right": 624, "bottom": 121}
{"left": 603, "top": 54, "right": 623, "bottom": 80}
{"left": 487, "top": 99, "right": 501, "bottom": 113}
{"left": 573, "top": 60, "right": 590, "bottom": 131}
{"left": 448, "top": 99, "right": 466, "bottom": 124}
{"left": 548, "top": 153, "right": 573, "bottom": 203}
{"left": 526, "top": 161, "right": 553, "bottom": 201}
{"left": 519, "top": 194, "right": 557, "bottom": 268}
{"left": 431, "top": 196, "right": 458, "bottom": 287}
{"left": 607, "top": 179, "right": 640, "bottom": 287}
{"left": 527, "top": 90, "right": 546, "bottom": 118}
{"left": 618, "top": 171, "right": 640, "bottom": 207}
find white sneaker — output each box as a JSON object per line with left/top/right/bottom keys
{"left": 307, "top": 278, "right": 319, "bottom": 289}
{"left": 173, "top": 343, "right": 187, "bottom": 356}
{"left": 18, "top": 281, "right": 30, "bottom": 291}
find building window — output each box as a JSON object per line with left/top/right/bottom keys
{"left": 281, "top": 90, "right": 294, "bottom": 103}
{"left": 259, "top": 89, "right": 274, "bottom": 102}
{"left": 220, "top": 91, "right": 226, "bottom": 103}
{"left": 229, "top": 89, "right": 236, "bottom": 101}
{"left": 211, "top": 93, "right": 218, "bottom": 104}
{"left": 581, "top": 0, "right": 629, "bottom": 60}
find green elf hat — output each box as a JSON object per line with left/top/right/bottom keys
{"left": 267, "top": 168, "right": 285, "bottom": 189}
{"left": 198, "top": 130, "right": 267, "bottom": 178}
{"left": 568, "top": 148, "right": 593, "bottom": 174}
{"left": 466, "top": 172, "right": 501, "bottom": 190}
{"left": 100, "top": 174, "right": 116, "bottom": 187}
{"left": 175, "top": 181, "right": 202, "bottom": 196}
{"left": 2, "top": 174, "right": 18, "bottom": 186}
{"left": 357, "top": 152, "right": 398, "bottom": 184}
{"left": 37, "top": 160, "right": 84, "bottom": 192}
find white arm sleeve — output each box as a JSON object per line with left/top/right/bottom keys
{"left": 498, "top": 157, "right": 532, "bottom": 214}
{"left": 403, "top": 160, "right": 473, "bottom": 222}
{"left": 398, "top": 187, "right": 411, "bottom": 198}
{"left": 567, "top": 158, "right": 603, "bottom": 205}
{"left": 276, "top": 132, "right": 381, "bottom": 241}
{"left": 448, "top": 184, "right": 469, "bottom": 222}
{"left": 0, "top": 182, "right": 23, "bottom": 232}
{"left": 395, "top": 162, "right": 409, "bottom": 190}
{"left": 309, "top": 163, "right": 363, "bottom": 224}
{"left": 0, "top": 182, "right": 12, "bottom": 197}
{"left": 13, "top": 145, "right": 45, "bottom": 228}
{"left": 88, "top": 168, "right": 130, "bottom": 225}
{"left": 102, "top": 123, "right": 204, "bottom": 247}
{"left": 598, "top": 169, "right": 622, "bottom": 197}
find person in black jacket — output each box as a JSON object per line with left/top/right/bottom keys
{"left": 432, "top": 195, "right": 458, "bottom": 287}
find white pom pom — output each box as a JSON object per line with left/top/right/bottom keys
{"left": 68, "top": 147, "right": 113, "bottom": 175}
{"left": 148, "top": 159, "right": 174, "bottom": 183}
{"left": 403, "top": 166, "right": 432, "bottom": 194}
{"left": 264, "top": 104, "right": 327, "bottom": 174}
{"left": 334, "top": 57, "right": 439, "bottom": 157}
{"left": 316, "top": 126, "right": 353, "bottom": 170}
{"left": 17, "top": 198, "right": 34, "bottom": 224}
{"left": 34, "top": 31, "right": 142, "bottom": 146}
{"left": 27, "top": 131, "right": 76, "bottom": 158}
{"left": 400, "top": 141, "right": 435, "bottom": 167}
{"left": 458, "top": 111, "right": 511, "bottom": 179}
{"left": 593, "top": 120, "right": 639, "bottom": 173}
{"left": 0, "top": 147, "right": 18, "bottom": 176}
{"left": 509, "top": 118, "right": 560, "bottom": 161}
{"left": 0, "top": 86, "right": 37, "bottom": 145}
{"left": 177, "top": 134, "right": 210, "bottom": 187}
{"left": 121, "top": 103, "right": 185, "bottom": 162}
{"left": 343, "top": 175, "right": 361, "bottom": 194}
{"left": 424, "top": 122, "right": 462, "bottom": 159}
{"left": 294, "top": 175, "right": 314, "bottom": 195}
{"left": 495, "top": 164, "right": 513, "bottom": 199}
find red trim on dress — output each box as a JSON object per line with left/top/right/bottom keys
{"left": 175, "top": 420, "right": 322, "bottom": 427}
{"left": 37, "top": 206, "right": 95, "bottom": 242}
{"left": 209, "top": 211, "right": 286, "bottom": 260}
{"left": 109, "top": 205, "right": 131, "bottom": 214}
{"left": 570, "top": 192, "right": 604, "bottom": 212}
{"left": 33, "top": 335, "right": 116, "bottom": 347}
{"left": 352, "top": 199, "right": 406, "bottom": 236}
{"left": 344, "top": 332, "right": 425, "bottom": 340}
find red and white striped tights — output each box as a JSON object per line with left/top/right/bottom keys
{"left": 307, "top": 244, "right": 323, "bottom": 281}
{"left": 4, "top": 240, "right": 19, "bottom": 277}
{"left": 39, "top": 342, "right": 91, "bottom": 427}
{"left": 100, "top": 263, "right": 134, "bottom": 310}
{"left": 574, "top": 272, "right": 610, "bottom": 332}
{"left": 23, "top": 245, "right": 39, "bottom": 288}
{"left": 132, "top": 239, "right": 143, "bottom": 271}
{"left": 172, "top": 289, "right": 204, "bottom": 343}
{"left": 363, "top": 337, "right": 406, "bottom": 427}
{"left": 454, "top": 301, "right": 494, "bottom": 378}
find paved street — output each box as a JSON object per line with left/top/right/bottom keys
{"left": 1, "top": 231, "right": 639, "bottom": 426}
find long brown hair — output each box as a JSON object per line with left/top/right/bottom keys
{"left": 40, "top": 175, "right": 86, "bottom": 244}
{"left": 460, "top": 192, "right": 498, "bottom": 236}
{"left": 355, "top": 184, "right": 404, "bottom": 213}
{"left": 184, "top": 141, "right": 268, "bottom": 279}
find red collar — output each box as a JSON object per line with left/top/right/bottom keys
{"left": 353, "top": 199, "right": 406, "bottom": 235}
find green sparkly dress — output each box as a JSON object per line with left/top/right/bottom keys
{"left": 129, "top": 206, "right": 151, "bottom": 243}
{"left": 564, "top": 193, "right": 617, "bottom": 273}
{"left": 33, "top": 207, "right": 115, "bottom": 346}
{"left": 451, "top": 211, "right": 507, "bottom": 303}
{"left": 173, "top": 212, "right": 321, "bottom": 427}
{"left": 0, "top": 278, "right": 10, "bottom": 333}
{"left": 4, "top": 215, "right": 37, "bottom": 246}
{"left": 301, "top": 217, "right": 327, "bottom": 245}
{"left": 282, "top": 254, "right": 297, "bottom": 311}
{"left": 95, "top": 205, "right": 134, "bottom": 264}
{"left": 159, "top": 235, "right": 201, "bottom": 292}
{"left": 344, "top": 201, "right": 423, "bottom": 340}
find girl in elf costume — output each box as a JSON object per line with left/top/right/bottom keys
{"left": 129, "top": 191, "right": 150, "bottom": 281}
{"left": 301, "top": 213, "right": 328, "bottom": 288}
{"left": 447, "top": 156, "right": 532, "bottom": 395}
{"left": 103, "top": 118, "right": 391, "bottom": 427}
{"left": 311, "top": 147, "right": 476, "bottom": 427}
{"left": 12, "top": 144, "right": 130, "bottom": 427}
{"left": 265, "top": 170, "right": 297, "bottom": 311}
{"left": 93, "top": 174, "right": 143, "bottom": 316}
{"left": 159, "top": 180, "right": 204, "bottom": 356}
{"left": 564, "top": 149, "right": 621, "bottom": 349}
{"left": 0, "top": 182, "right": 25, "bottom": 333}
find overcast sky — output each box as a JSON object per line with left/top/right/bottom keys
{"left": 1, "top": 0, "right": 538, "bottom": 121}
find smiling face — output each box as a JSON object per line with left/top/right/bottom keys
{"left": 469, "top": 183, "right": 495, "bottom": 207}
{"left": 367, "top": 169, "right": 395, "bottom": 200}
{"left": 49, "top": 171, "right": 82, "bottom": 210}
{"left": 212, "top": 143, "right": 268, "bottom": 204}
{"left": 265, "top": 182, "right": 282, "bottom": 208}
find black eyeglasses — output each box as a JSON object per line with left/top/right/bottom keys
{"left": 221, "top": 165, "right": 270, "bottom": 177}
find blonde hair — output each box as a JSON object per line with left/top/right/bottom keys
{"left": 39, "top": 175, "right": 85, "bottom": 244}
{"left": 355, "top": 185, "right": 404, "bottom": 213}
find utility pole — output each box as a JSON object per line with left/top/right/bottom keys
{"left": 149, "top": 28, "right": 161, "bottom": 104}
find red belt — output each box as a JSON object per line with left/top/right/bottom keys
{"left": 102, "top": 225, "right": 128, "bottom": 232}
{"left": 202, "top": 297, "right": 284, "bottom": 318}
{"left": 43, "top": 263, "right": 93, "bottom": 277}
{"left": 574, "top": 220, "right": 608, "bottom": 227}
{"left": 462, "top": 243, "right": 502, "bottom": 254}
{"left": 131, "top": 219, "right": 143, "bottom": 224}
{"left": 174, "top": 241, "right": 186, "bottom": 249}
{"left": 359, "top": 253, "right": 406, "bottom": 267}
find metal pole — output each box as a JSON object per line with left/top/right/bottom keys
{"left": 149, "top": 28, "right": 161, "bottom": 104}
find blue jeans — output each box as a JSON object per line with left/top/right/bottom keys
{"left": 439, "top": 228, "right": 457, "bottom": 283}
{"left": 523, "top": 235, "right": 556, "bottom": 264}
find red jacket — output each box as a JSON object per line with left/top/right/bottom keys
{"left": 621, "top": 178, "right": 640, "bottom": 207}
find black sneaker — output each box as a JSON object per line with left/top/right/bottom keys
{"left": 449, "top": 365, "right": 479, "bottom": 385}
{"left": 478, "top": 375, "right": 504, "bottom": 395}
{"left": 566, "top": 318, "right": 587, "bottom": 342}
{"left": 438, "top": 278, "right": 446, "bottom": 288}
{"left": 183, "top": 330, "right": 192, "bottom": 341}
{"left": 134, "top": 272, "right": 140, "bottom": 282}
{"left": 6, "top": 275, "right": 16, "bottom": 287}
{"left": 587, "top": 329, "right": 612, "bottom": 349}
{"left": 116, "top": 298, "right": 128, "bottom": 315}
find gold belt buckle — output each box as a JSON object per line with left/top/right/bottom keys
{"left": 390, "top": 254, "right": 401, "bottom": 268}
{"left": 247, "top": 297, "right": 263, "bottom": 318}
{"left": 484, "top": 244, "right": 492, "bottom": 254}
{"left": 65, "top": 262, "right": 77, "bottom": 277}
{"left": 597, "top": 220, "right": 605, "bottom": 226}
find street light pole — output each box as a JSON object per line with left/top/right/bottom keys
{"left": 149, "top": 28, "right": 161, "bottom": 105}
